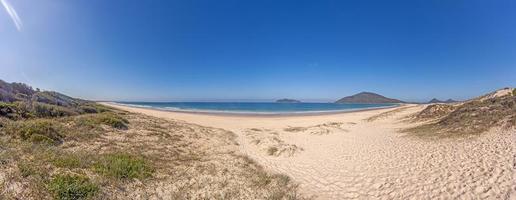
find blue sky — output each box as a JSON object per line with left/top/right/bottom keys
{"left": 1, "top": 0, "right": 515, "bottom": 102}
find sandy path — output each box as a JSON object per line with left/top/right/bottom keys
{"left": 103, "top": 103, "right": 515, "bottom": 199}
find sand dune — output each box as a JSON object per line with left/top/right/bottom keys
{"left": 104, "top": 103, "right": 516, "bottom": 199}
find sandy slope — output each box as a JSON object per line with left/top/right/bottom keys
{"left": 103, "top": 103, "right": 516, "bottom": 199}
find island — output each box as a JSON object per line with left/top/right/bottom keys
{"left": 335, "top": 92, "right": 404, "bottom": 104}
{"left": 275, "top": 98, "right": 301, "bottom": 103}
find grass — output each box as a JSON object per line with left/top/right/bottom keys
{"left": 93, "top": 153, "right": 152, "bottom": 180}
{"left": 74, "top": 112, "right": 128, "bottom": 130}
{"left": 52, "top": 152, "right": 94, "bottom": 169}
{"left": 3, "top": 119, "right": 63, "bottom": 145}
{"left": 48, "top": 174, "right": 98, "bottom": 200}
{"left": 405, "top": 94, "right": 516, "bottom": 137}
{"left": 18, "top": 162, "right": 38, "bottom": 178}
{"left": 267, "top": 147, "right": 279, "bottom": 156}
{"left": 96, "top": 113, "right": 129, "bottom": 129}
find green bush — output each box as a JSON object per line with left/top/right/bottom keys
{"left": 32, "top": 102, "right": 77, "bottom": 118}
{"left": 0, "top": 101, "right": 32, "bottom": 120}
{"left": 513, "top": 88, "right": 516, "bottom": 96}
{"left": 94, "top": 153, "right": 152, "bottom": 180}
{"left": 74, "top": 113, "right": 128, "bottom": 130}
{"left": 48, "top": 174, "right": 98, "bottom": 200}
{"left": 3, "top": 119, "right": 63, "bottom": 144}
{"left": 97, "top": 113, "right": 128, "bottom": 129}
{"left": 78, "top": 105, "right": 98, "bottom": 114}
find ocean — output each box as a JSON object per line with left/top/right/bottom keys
{"left": 116, "top": 102, "right": 398, "bottom": 114}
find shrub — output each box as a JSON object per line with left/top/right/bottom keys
{"left": 48, "top": 174, "right": 98, "bottom": 200}
{"left": 3, "top": 119, "right": 63, "bottom": 144}
{"left": 513, "top": 88, "right": 516, "bottom": 96}
{"left": 78, "top": 106, "right": 98, "bottom": 114}
{"left": 0, "top": 101, "right": 32, "bottom": 120}
{"left": 94, "top": 153, "right": 152, "bottom": 180}
{"left": 97, "top": 113, "right": 128, "bottom": 129}
{"left": 32, "top": 102, "right": 77, "bottom": 118}
{"left": 74, "top": 113, "right": 128, "bottom": 130}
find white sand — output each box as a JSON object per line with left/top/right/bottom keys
{"left": 103, "top": 103, "right": 516, "bottom": 199}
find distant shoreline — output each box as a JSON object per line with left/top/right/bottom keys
{"left": 102, "top": 102, "right": 402, "bottom": 117}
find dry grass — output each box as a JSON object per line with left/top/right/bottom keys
{"left": 0, "top": 106, "right": 305, "bottom": 199}
{"left": 408, "top": 104, "right": 456, "bottom": 122}
{"left": 404, "top": 94, "right": 516, "bottom": 137}
{"left": 246, "top": 128, "right": 304, "bottom": 157}
{"left": 283, "top": 122, "right": 347, "bottom": 135}
{"left": 365, "top": 106, "right": 410, "bottom": 122}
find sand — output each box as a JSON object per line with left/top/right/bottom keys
{"left": 102, "top": 103, "right": 516, "bottom": 199}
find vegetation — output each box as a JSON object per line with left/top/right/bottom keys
{"left": 32, "top": 102, "right": 78, "bottom": 118}
{"left": 74, "top": 112, "right": 129, "bottom": 130}
{"left": 267, "top": 147, "right": 279, "bottom": 155}
{"left": 1, "top": 80, "right": 303, "bottom": 199}
{"left": 48, "top": 174, "right": 98, "bottom": 200}
{"left": 3, "top": 119, "right": 64, "bottom": 145}
{"left": 52, "top": 152, "right": 94, "bottom": 169}
{"left": 405, "top": 93, "right": 516, "bottom": 137}
{"left": 94, "top": 153, "right": 152, "bottom": 180}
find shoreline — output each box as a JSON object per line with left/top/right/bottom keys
{"left": 101, "top": 102, "right": 403, "bottom": 117}
{"left": 99, "top": 101, "right": 515, "bottom": 199}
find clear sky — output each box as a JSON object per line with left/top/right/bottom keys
{"left": 1, "top": 0, "right": 515, "bottom": 102}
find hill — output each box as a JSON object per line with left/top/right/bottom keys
{"left": 335, "top": 92, "right": 404, "bottom": 104}
{"left": 0, "top": 80, "right": 103, "bottom": 120}
{"left": 276, "top": 98, "right": 301, "bottom": 103}
{"left": 406, "top": 87, "right": 516, "bottom": 137}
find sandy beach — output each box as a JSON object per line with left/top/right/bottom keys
{"left": 103, "top": 102, "right": 516, "bottom": 199}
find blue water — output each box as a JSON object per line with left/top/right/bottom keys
{"left": 116, "top": 102, "right": 398, "bottom": 114}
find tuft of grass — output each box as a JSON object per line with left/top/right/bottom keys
{"left": 52, "top": 152, "right": 94, "bottom": 169}
{"left": 18, "top": 162, "right": 38, "bottom": 178}
{"left": 93, "top": 153, "right": 152, "bottom": 180}
{"left": 3, "top": 119, "right": 63, "bottom": 145}
{"left": 267, "top": 147, "right": 278, "bottom": 156}
{"left": 48, "top": 174, "right": 98, "bottom": 200}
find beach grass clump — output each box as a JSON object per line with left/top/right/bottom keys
{"left": 283, "top": 126, "right": 308, "bottom": 132}
{"left": 93, "top": 153, "right": 152, "bottom": 180}
{"left": 3, "top": 119, "right": 64, "bottom": 145}
{"left": 18, "top": 162, "right": 39, "bottom": 178}
{"left": 267, "top": 147, "right": 279, "bottom": 156}
{"left": 48, "top": 174, "right": 98, "bottom": 200}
